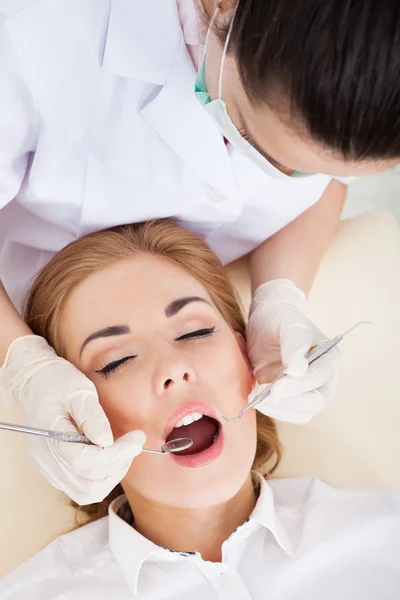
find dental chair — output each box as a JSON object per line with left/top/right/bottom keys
{"left": 1, "top": 210, "right": 399, "bottom": 577}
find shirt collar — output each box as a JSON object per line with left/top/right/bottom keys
{"left": 249, "top": 472, "right": 294, "bottom": 557}
{"left": 109, "top": 474, "right": 294, "bottom": 595}
{"left": 102, "top": 0, "right": 183, "bottom": 84}
{"left": 108, "top": 495, "right": 164, "bottom": 595}
{"left": 176, "top": 0, "right": 207, "bottom": 47}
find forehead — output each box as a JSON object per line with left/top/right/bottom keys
{"left": 61, "top": 254, "right": 213, "bottom": 328}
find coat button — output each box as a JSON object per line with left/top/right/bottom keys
{"left": 208, "top": 189, "right": 226, "bottom": 203}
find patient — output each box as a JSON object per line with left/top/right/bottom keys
{"left": 1, "top": 220, "right": 399, "bottom": 599}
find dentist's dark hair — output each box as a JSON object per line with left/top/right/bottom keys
{"left": 218, "top": 0, "right": 400, "bottom": 160}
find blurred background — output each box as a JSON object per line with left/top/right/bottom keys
{"left": 343, "top": 165, "right": 400, "bottom": 220}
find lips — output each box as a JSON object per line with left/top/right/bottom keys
{"left": 164, "top": 402, "right": 224, "bottom": 468}
{"left": 163, "top": 402, "right": 220, "bottom": 440}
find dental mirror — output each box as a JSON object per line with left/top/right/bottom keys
{"left": 143, "top": 438, "right": 194, "bottom": 455}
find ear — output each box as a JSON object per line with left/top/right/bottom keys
{"left": 235, "top": 332, "right": 256, "bottom": 385}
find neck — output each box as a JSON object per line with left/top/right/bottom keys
{"left": 201, "top": 0, "right": 228, "bottom": 19}
{"left": 123, "top": 474, "right": 256, "bottom": 562}
{"left": 200, "top": 0, "right": 216, "bottom": 19}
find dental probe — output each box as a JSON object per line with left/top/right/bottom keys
{"left": 223, "top": 321, "right": 372, "bottom": 423}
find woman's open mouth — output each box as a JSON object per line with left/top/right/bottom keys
{"left": 164, "top": 404, "right": 224, "bottom": 468}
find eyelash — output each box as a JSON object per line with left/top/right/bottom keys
{"left": 176, "top": 326, "right": 215, "bottom": 341}
{"left": 95, "top": 355, "right": 137, "bottom": 378}
{"left": 238, "top": 128, "right": 256, "bottom": 148}
{"left": 95, "top": 327, "right": 216, "bottom": 378}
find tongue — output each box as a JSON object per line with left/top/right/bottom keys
{"left": 166, "top": 416, "right": 219, "bottom": 456}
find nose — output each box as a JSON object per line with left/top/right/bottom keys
{"left": 154, "top": 357, "right": 195, "bottom": 396}
{"left": 163, "top": 372, "right": 190, "bottom": 390}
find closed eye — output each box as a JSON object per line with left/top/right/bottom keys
{"left": 238, "top": 127, "right": 258, "bottom": 149}
{"left": 96, "top": 355, "right": 136, "bottom": 378}
{"left": 176, "top": 327, "right": 216, "bottom": 341}
{"left": 95, "top": 328, "right": 215, "bottom": 378}
{"left": 238, "top": 127, "right": 286, "bottom": 168}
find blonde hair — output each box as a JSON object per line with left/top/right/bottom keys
{"left": 25, "top": 219, "right": 281, "bottom": 522}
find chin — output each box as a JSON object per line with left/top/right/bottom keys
{"left": 123, "top": 437, "right": 256, "bottom": 510}
{"left": 176, "top": 464, "right": 255, "bottom": 510}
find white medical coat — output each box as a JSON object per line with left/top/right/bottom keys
{"left": 0, "top": 0, "right": 336, "bottom": 309}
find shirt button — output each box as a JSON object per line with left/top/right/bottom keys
{"left": 208, "top": 189, "right": 226, "bottom": 203}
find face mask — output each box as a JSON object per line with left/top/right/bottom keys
{"left": 194, "top": 0, "right": 309, "bottom": 179}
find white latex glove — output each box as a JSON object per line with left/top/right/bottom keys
{"left": 0, "top": 335, "right": 146, "bottom": 505}
{"left": 247, "top": 279, "right": 340, "bottom": 424}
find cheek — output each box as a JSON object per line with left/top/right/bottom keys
{"left": 207, "top": 341, "right": 253, "bottom": 404}
{"left": 96, "top": 391, "right": 133, "bottom": 438}
{"left": 215, "top": 341, "right": 253, "bottom": 399}
{"left": 204, "top": 41, "right": 220, "bottom": 99}
{"left": 96, "top": 384, "right": 151, "bottom": 440}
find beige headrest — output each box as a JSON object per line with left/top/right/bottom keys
{"left": 227, "top": 211, "right": 400, "bottom": 491}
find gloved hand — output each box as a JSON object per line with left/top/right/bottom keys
{"left": 247, "top": 279, "right": 340, "bottom": 424}
{"left": 0, "top": 335, "right": 145, "bottom": 505}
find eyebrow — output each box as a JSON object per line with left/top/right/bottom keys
{"left": 79, "top": 297, "right": 211, "bottom": 357}
{"left": 165, "top": 296, "right": 212, "bottom": 317}
{"left": 80, "top": 325, "right": 130, "bottom": 358}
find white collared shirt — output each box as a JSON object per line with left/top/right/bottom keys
{"left": 1, "top": 475, "right": 399, "bottom": 599}
{"left": 0, "top": 0, "right": 345, "bottom": 311}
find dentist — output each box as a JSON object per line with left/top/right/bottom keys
{"left": 0, "top": 0, "right": 399, "bottom": 504}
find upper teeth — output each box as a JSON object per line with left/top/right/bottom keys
{"left": 174, "top": 412, "right": 204, "bottom": 428}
